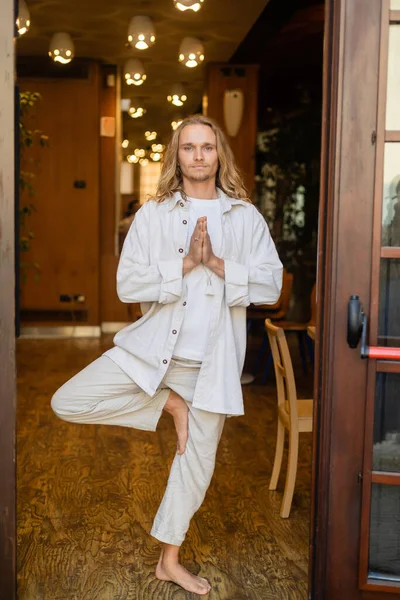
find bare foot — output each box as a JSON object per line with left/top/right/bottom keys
{"left": 156, "top": 550, "right": 211, "bottom": 595}
{"left": 163, "top": 390, "right": 189, "bottom": 455}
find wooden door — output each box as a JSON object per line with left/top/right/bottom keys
{"left": 311, "top": 0, "right": 400, "bottom": 597}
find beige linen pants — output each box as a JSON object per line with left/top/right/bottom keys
{"left": 51, "top": 355, "right": 226, "bottom": 546}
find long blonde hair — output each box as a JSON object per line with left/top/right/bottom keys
{"left": 154, "top": 114, "right": 251, "bottom": 203}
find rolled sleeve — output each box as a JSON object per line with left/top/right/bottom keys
{"left": 157, "top": 258, "right": 184, "bottom": 304}
{"left": 224, "top": 260, "right": 250, "bottom": 307}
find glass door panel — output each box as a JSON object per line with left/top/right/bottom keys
{"left": 381, "top": 144, "right": 400, "bottom": 247}
{"left": 369, "top": 483, "right": 400, "bottom": 581}
{"left": 373, "top": 373, "right": 400, "bottom": 472}
{"left": 378, "top": 258, "right": 400, "bottom": 346}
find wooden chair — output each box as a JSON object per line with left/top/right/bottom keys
{"left": 259, "top": 282, "right": 317, "bottom": 382}
{"left": 265, "top": 319, "right": 313, "bottom": 518}
{"left": 251, "top": 269, "right": 293, "bottom": 372}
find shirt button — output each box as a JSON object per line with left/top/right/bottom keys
{"left": 183, "top": 220, "right": 187, "bottom": 225}
{"left": 172, "top": 329, "right": 177, "bottom": 334}
{"left": 163, "top": 359, "right": 168, "bottom": 364}
{"left": 180, "top": 202, "right": 184, "bottom": 207}
{"left": 179, "top": 248, "right": 184, "bottom": 253}
{"left": 183, "top": 301, "right": 187, "bottom": 306}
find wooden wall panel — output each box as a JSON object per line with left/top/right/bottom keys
{"left": 204, "top": 63, "right": 259, "bottom": 196}
{"left": 99, "top": 65, "right": 130, "bottom": 324}
{"left": 19, "top": 65, "right": 100, "bottom": 325}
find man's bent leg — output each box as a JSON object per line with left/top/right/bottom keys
{"left": 51, "top": 356, "right": 169, "bottom": 432}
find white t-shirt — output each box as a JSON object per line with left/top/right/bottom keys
{"left": 173, "top": 196, "right": 223, "bottom": 362}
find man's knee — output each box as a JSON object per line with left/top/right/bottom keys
{"left": 50, "top": 384, "right": 77, "bottom": 421}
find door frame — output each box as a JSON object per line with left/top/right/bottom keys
{"left": 0, "top": 0, "right": 17, "bottom": 598}
{"left": 310, "top": 0, "right": 391, "bottom": 598}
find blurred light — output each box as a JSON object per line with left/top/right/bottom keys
{"left": 122, "top": 139, "right": 130, "bottom": 148}
{"left": 167, "top": 83, "right": 187, "bottom": 107}
{"left": 124, "top": 58, "right": 146, "bottom": 86}
{"left": 150, "top": 152, "right": 162, "bottom": 161}
{"left": 127, "top": 154, "right": 139, "bottom": 163}
{"left": 128, "top": 106, "right": 146, "bottom": 119}
{"left": 127, "top": 16, "right": 155, "bottom": 50}
{"left": 151, "top": 143, "right": 165, "bottom": 152}
{"left": 145, "top": 130, "right": 157, "bottom": 141}
{"left": 171, "top": 119, "right": 183, "bottom": 130}
{"left": 178, "top": 37, "right": 204, "bottom": 68}
{"left": 49, "top": 32, "right": 75, "bottom": 64}
{"left": 174, "top": 0, "right": 204, "bottom": 12}
{"left": 134, "top": 148, "right": 146, "bottom": 157}
{"left": 139, "top": 158, "right": 149, "bottom": 166}
{"left": 17, "top": 0, "right": 30, "bottom": 36}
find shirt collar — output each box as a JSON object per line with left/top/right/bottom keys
{"left": 167, "top": 189, "right": 248, "bottom": 213}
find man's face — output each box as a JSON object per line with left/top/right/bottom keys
{"left": 178, "top": 124, "right": 219, "bottom": 184}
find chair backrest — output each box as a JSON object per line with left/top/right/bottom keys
{"left": 257, "top": 269, "right": 293, "bottom": 315}
{"left": 309, "top": 282, "right": 317, "bottom": 326}
{"left": 265, "top": 319, "right": 299, "bottom": 429}
{"left": 279, "top": 269, "right": 293, "bottom": 316}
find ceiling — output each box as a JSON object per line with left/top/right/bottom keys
{"left": 17, "top": 0, "right": 270, "bottom": 148}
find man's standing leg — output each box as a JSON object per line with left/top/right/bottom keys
{"left": 153, "top": 397, "right": 225, "bottom": 594}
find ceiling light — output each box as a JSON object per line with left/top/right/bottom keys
{"left": 171, "top": 118, "right": 183, "bottom": 130}
{"left": 145, "top": 131, "right": 157, "bottom": 141}
{"left": 151, "top": 143, "right": 165, "bottom": 153}
{"left": 127, "top": 16, "right": 156, "bottom": 50}
{"left": 17, "top": 0, "right": 30, "bottom": 36}
{"left": 178, "top": 37, "right": 204, "bottom": 68}
{"left": 128, "top": 106, "right": 146, "bottom": 119}
{"left": 174, "top": 0, "right": 204, "bottom": 12}
{"left": 150, "top": 152, "right": 162, "bottom": 162}
{"left": 124, "top": 58, "right": 147, "bottom": 86}
{"left": 49, "top": 33, "right": 75, "bottom": 64}
{"left": 122, "top": 139, "right": 129, "bottom": 148}
{"left": 127, "top": 154, "right": 139, "bottom": 163}
{"left": 134, "top": 148, "right": 146, "bottom": 157}
{"left": 139, "top": 158, "right": 149, "bottom": 166}
{"left": 167, "top": 84, "right": 187, "bottom": 107}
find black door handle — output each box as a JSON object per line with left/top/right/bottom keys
{"left": 347, "top": 295, "right": 400, "bottom": 360}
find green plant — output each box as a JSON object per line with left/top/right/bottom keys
{"left": 19, "top": 91, "right": 49, "bottom": 282}
{"left": 255, "top": 87, "right": 321, "bottom": 271}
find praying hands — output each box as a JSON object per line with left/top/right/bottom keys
{"left": 183, "top": 217, "right": 225, "bottom": 278}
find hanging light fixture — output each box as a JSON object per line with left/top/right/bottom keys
{"left": 127, "top": 154, "right": 139, "bottom": 164}
{"left": 122, "top": 139, "right": 130, "bottom": 149}
{"left": 124, "top": 59, "right": 147, "bottom": 86}
{"left": 174, "top": 0, "right": 204, "bottom": 11}
{"left": 134, "top": 148, "right": 146, "bottom": 158}
{"left": 17, "top": 0, "right": 30, "bottom": 36}
{"left": 128, "top": 106, "right": 146, "bottom": 119}
{"left": 178, "top": 37, "right": 204, "bottom": 68}
{"left": 150, "top": 152, "right": 162, "bottom": 162}
{"left": 145, "top": 131, "right": 157, "bottom": 141}
{"left": 49, "top": 33, "right": 75, "bottom": 64}
{"left": 139, "top": 158, "right": 149, "bottom": 166}
{"left": 151, "top": 143, "right": 165, "bottom": 153}
{"left": 171, "top": 117, "right": 183, "bottom": 130}
{"left": 167, "top": 84, "right": 187, "bottom": 107}
{"left": 127, "top": 16, "right": 156, "bottom": 50}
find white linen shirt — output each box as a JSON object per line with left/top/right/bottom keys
{"left": 104, "top": 190, "right": 283, "bottom": 416}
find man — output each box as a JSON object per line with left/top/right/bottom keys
{"left": 51, "top": 114, "right": 283, "bottom": 595}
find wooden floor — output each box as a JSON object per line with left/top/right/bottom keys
{"left": 17, "top": 334, "right": 313, "bottom": 600}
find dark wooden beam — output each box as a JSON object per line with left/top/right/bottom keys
{"left": 0, "top": 0, "right": 16, "bottom": 598}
